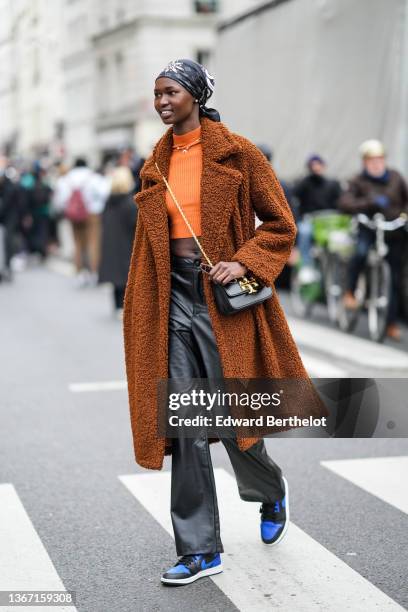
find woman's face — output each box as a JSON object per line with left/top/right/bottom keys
{"left": 154, "top": 77, "right": 197, "bottom": 125}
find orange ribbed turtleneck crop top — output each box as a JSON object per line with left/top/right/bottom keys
{"left": 166, "top": 125, "right": 202, "bottom": 239}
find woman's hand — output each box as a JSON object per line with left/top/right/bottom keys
{"left": 209, "top": 261, "right": 248, "bottom": 285}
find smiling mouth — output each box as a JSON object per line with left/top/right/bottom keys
{"left": 160, "top": 110, "right": 173, "bottom": 117}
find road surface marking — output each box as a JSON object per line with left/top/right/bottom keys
{"left": 300, "top": 353, "right": 347, "bottom": 377}
{"left": 120, "top": 468, "right": 404, "bottom": 611}
{"left": 321, "top": 456, "right": 408, "bottom": 515}
{"left": 68, "top": 350, "right": 345, "bottom": 395}
{"left": 288, "top": 316, "right": 408, "bottom": 370}
{"left": 0, "top": 483, "right": 77, "bottom": 610}
{"left": 68, "top": 380, "right": 127, "bottom": 392}
{"left": 46, "top": 258, "right": 76, "bottom": 277}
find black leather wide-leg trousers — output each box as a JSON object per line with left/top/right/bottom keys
{"left": 168, "top": 255, "right": 285, "bottom": 555}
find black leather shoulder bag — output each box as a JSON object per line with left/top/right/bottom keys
{"left": 155, "top": 162, "right": 273, "bottom": 315}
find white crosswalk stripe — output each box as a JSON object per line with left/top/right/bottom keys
{"left": 68, "top": 380, "right": 127, "bottom": 393}
{"left": 321, "top": 456, "right": 408, "bottom": 515}
{"left": 287, "top": 316, "right": 408, "bottom": 370}
{"left": 299, "top": 353, "right": 347, "bottom": 377}
{"left": 66, "top": 349, "right": 346, "bottom": 396}
{"left": 0, "top": 484, "right": 77, "bottom": 611}
{"left": 119, "top": 468, "right": 404, "bottom": 611}
{"left": 46, "top": 258, "right": 76, "bottom": 278}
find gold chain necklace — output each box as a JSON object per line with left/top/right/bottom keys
{"left": 172, "top": 137, "right": 202, "bottom": 154}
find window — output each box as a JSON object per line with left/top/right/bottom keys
{"left": 99, "top": 0, "right": 110, "bottom": 28}
{"left": 54, "top": 121, "right": 65, "bottom": 139}
{"left": 98, "top": 57, "right": 108, "bottom": 115}
{"left": 116, "top": 5, "right": 125, "bottom": 21}
{"left": 114, "top": 51, "right": 125, "bottom": 107}
{"left": 194, "top": 0, "right": 218, "bottom": 14}
{"left": 196, "top": 49, "right": 211, "bottom": 66}
{"left": 32, "top": 48, "right": 40, "bottom": 85}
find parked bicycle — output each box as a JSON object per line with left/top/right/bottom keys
{"left": 290, "top": 210, "right": 353, "bottom": 321}
{"left": 337, "top": 212, "right": 408, "bottom": 342}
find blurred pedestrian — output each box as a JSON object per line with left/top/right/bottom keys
{"left": 98, "top": 166, "right": 137, "bottom": 317}
{"left": 0, "top": 158, "right": 23, "bottom": 280}
{"left": 118, "top": 146, "right": 145, "bottom": 193}
{"left": 257, "top": 144, "right": 295, "bottom": 285}
{"left": 293, "top": 154, "right": 341, "bottom": 281}
{"left": 57, "top": 158, "right": 109, "bottom": 286}
{"left": 20, "top": 162, "right": 52, "bottom": 261}
{"left": 48, "top": 161, "right": 70, "bottom": 253}
{"left": 257, "top": 144, "right": 295, "bottom": 213}
{"left": 339, "top": 139, "right": 408, "bottom": 340}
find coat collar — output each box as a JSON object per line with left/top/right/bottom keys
{"left": 139, "top": 116, "right": 242, "bottom": 182}
{"left": 135, "top": 117, "right": 244, "bottom": 271}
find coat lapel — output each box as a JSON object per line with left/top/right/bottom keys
{"left": 134, "top": 130, "right": 173, "bottom": 284}
{"left": 200, "top": 118, "right": 243, "bottom": 263}
{"left": 135, "top": 117, "right": 244, "bottom": 270}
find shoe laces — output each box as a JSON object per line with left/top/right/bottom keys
{"left": 260, "top": 500, "right": 281, "bottom": 522}
{"left": 177, "top": 554, "right": 201, "bottom": 568}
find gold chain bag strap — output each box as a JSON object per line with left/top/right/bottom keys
{"left": 155, "top": 161, "right": 273, "bottom": 315}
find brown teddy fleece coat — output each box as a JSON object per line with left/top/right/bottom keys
{"left": 123, "top": 116, "right": 328, "bottom": 470}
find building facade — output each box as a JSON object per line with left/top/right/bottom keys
{"left": 90, "top": 0, "right": 219, "bottom": 161}
{"left": 0, "top": 0, "right": 262, "bottom": 165}
{"left": 0, "top": 0, "right": 65, "bottom": 159}
{"left": 215, "top": 0, "right": 408, "bottom": 180}
{"left": 62, "top": 0, "right": 97, "bottom": 164}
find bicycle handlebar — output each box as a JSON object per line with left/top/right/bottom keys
{"left": 357, "top": 212, "right": 408, "bottom": 232}
{"left": 303, "top": 209, "right": 343, "bottom": 220}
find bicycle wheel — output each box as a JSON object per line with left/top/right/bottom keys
{"left": 324, "top": 253, "right": 346, "bottom": 323}
{"left": 337, "top": 272, "right": 366, "bottom": 333}
{"left": 368, "top": 260, "right": 391, "bottom": 343}
{"left": 290, "top": 265, "right": 317, "bottom": 318}
{"left": 401, "top": 243, "right": 408, "bottom": 320}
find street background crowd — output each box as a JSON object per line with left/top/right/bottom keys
{"left": 0, "top": 149, "right": 143, "bottom": 312}
{"left": 1, "top": 137, "right": 408, "bottom": 341}
{"left": 1, "top": 0, "right": 407, "bottom": 345}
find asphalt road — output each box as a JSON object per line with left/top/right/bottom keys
{"left": 277, "top": 283, "right": 408, "bottom": 353}
{"left": 1, "top": 262, "right": 407, "bottom": 612}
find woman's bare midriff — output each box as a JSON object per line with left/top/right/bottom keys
{"left": 170, "top": 237, "right": 201, "bottom": 258}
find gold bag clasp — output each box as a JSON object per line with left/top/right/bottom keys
{"left": 238, "top": 276, "right": 259, "bottom": 294}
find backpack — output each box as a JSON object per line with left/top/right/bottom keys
{"left": 65, "top": 188, "right": 89, "bottom": 222}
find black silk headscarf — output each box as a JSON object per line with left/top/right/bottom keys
{"left": 156, "top": 59, "right": 221, "bottom": 122}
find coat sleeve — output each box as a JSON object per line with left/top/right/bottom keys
{"left": 338, "top": 176, "right": 379, "bottom": 215}
{"left": 398, "top": 173, "right": 408, "bottom": 212}
{"left": 231, "top": 141, "right": 297, "bottom": 286}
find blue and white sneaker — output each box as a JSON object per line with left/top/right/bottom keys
{"left": 260, "top": 476, "right": 290, "bottom": 545}
{"left": 161, "top": 553, "right": 223, "bottom": 585}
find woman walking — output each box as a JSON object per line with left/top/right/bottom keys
{"left": 123, "top": 59, "right": 328, "bottom": 585}
{"left": 98, "top": 166, "right": 137, "bottom": 316}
